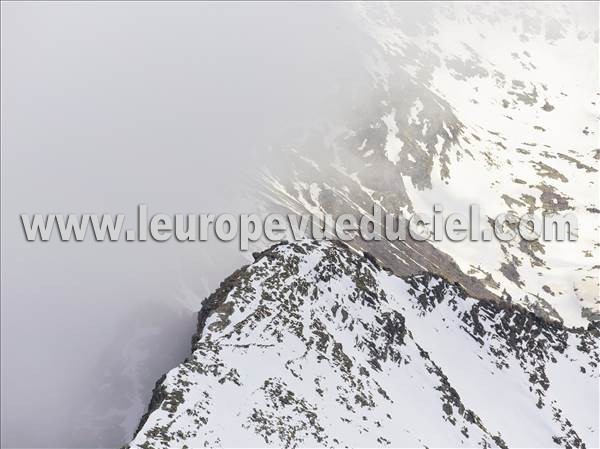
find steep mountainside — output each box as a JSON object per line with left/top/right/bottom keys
{"left": 128, "top": 240, "right": 599, "bottom": 448}
{"left": 262, "top": 2, "right": 599, "bottom": 326}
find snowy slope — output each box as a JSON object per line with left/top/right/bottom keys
{"left": 262, "top": 2, "right": 599, "bottom": 326}
{"left": 128, "top": 240, "right": 599, "bottom": 448}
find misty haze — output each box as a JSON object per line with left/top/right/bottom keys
{"left": 1, "top": 2, "right": 598, "bottom": 449}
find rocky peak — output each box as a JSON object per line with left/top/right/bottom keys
{"left": 128, "top": 240, "right": 598, "bottom": 448}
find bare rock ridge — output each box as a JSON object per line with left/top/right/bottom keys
{"left": 128, "top": 240, "right": 598, "bottom": 448}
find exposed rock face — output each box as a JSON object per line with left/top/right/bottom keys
{"left": 128, "top": 240, "right": 598, "bottom": 448}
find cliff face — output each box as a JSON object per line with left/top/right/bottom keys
{"left": 128, "top": 240, "right": 598, "bottom": 448}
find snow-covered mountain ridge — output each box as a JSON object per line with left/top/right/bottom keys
{"left": 262, "top": 2, "right": 599, "bottom": 326}
{"left": 128, "top": 240, "right": 599, "bottom": 448}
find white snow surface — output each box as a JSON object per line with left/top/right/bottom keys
{"left": 129, "top": 241, "right": 599, "bottom": 448}
{"left": 262, "top": 2, "right": 599, "bottom": 327}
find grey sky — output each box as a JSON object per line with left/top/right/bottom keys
{"left": 0, "top": 2, "right": 364, "bottom": 447}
